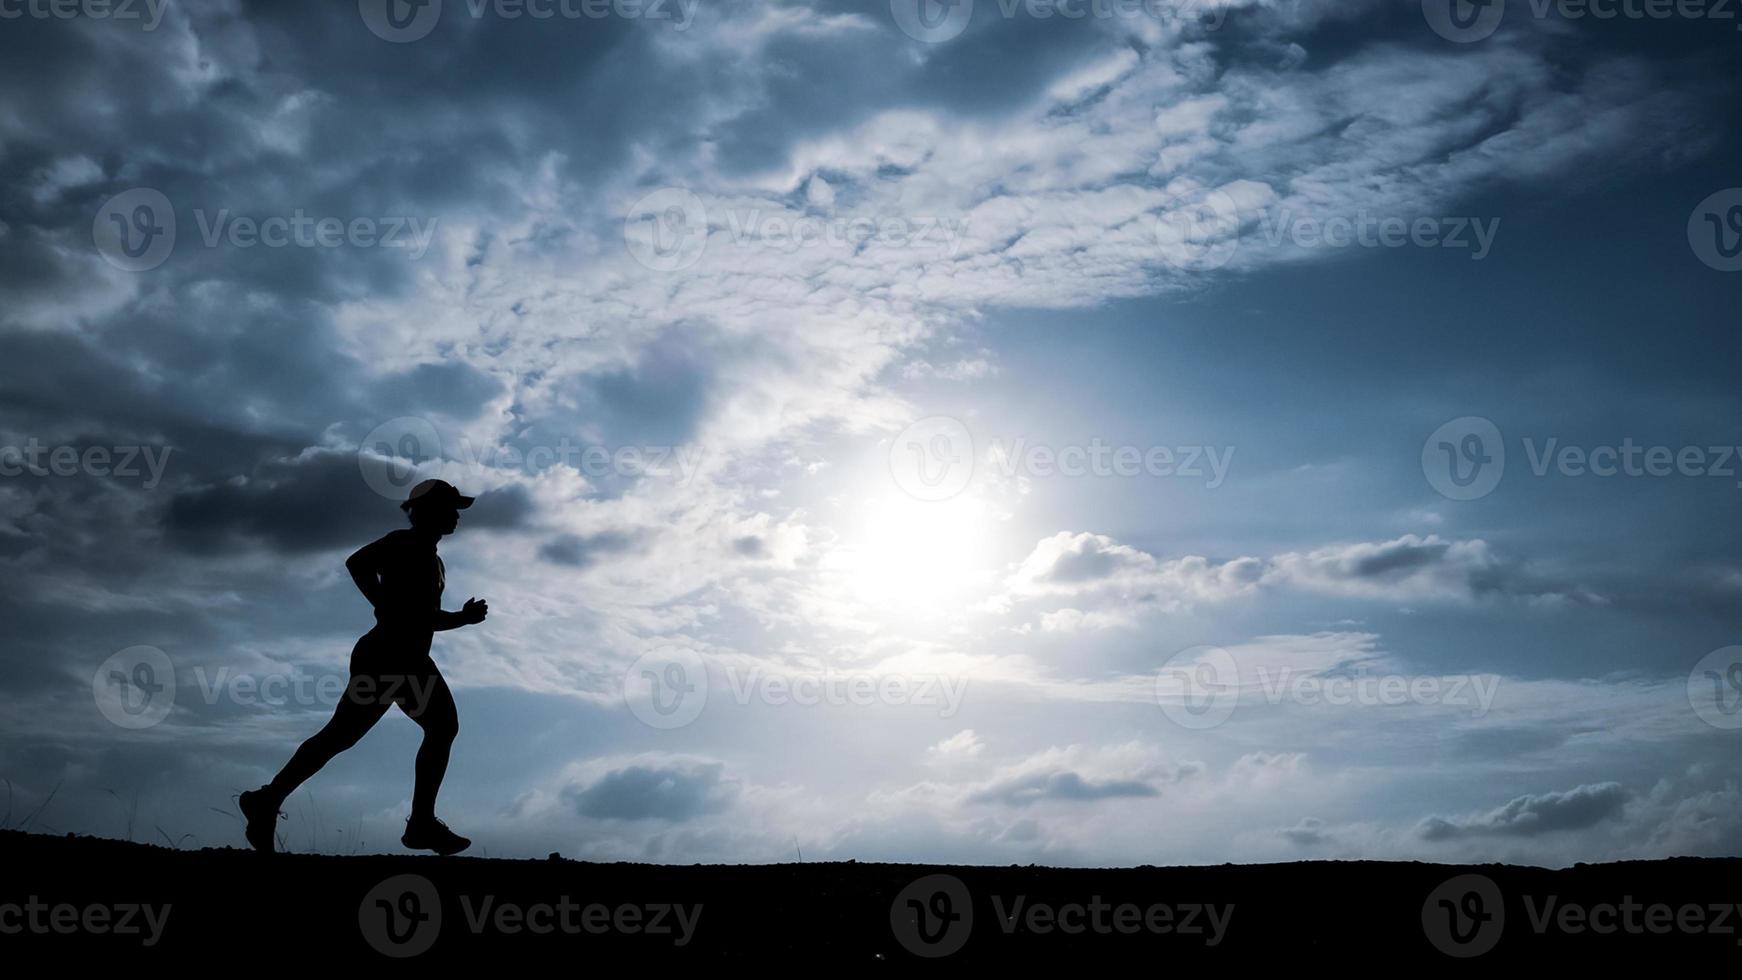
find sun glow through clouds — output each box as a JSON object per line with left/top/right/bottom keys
{"left": 828, "top": 492, "right": 1001, "bottom": 621}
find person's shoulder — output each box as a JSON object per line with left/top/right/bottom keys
{"left": 374, "top": 528, "right": 416, "bottom": 548}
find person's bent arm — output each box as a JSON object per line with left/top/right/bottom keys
{"left": 433, "top": 598, "right": 488, "bottom": 631}
{"left": 345, "top": 539, "right": 387, "bottom": 609}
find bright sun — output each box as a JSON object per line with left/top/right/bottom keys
{"left": 827, "top": 492, "right": 1001, "bottom": 620}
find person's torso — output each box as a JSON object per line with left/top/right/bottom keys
{"left": 373, "top": 532, "right": 445, "bottom": 632}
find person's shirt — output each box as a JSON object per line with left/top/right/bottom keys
{"left": 352, "top": 529, "right": 444, "bottom": 631}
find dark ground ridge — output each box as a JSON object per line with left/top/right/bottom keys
{"left": 4, "top": 829, "right": 1740, "bottom": 965}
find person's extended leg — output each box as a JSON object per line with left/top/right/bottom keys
{"left": 405, "top": 665, "right": 458, "bottom": 821}
{"left": 239, "top": 677, "right": 391, "bottom": 852}
{"left": 269, "top": 694, "right": 393, "bottom": 801}
{"left": 397, "top": 662, "right": 470, "bottom": 855}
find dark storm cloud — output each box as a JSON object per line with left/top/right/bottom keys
{"left": 1416, "top": 782, "right": 1630, "bottom": 840}
{"left": 1041, "top": 536, "right": 1143, "bottom": 584}
{"left": 1351, "top": 538, "right": 1449, "bottom": 577}
{"left": 0, "top": 306, "right": 506, "bottom": 490}
{"left": 374, "top": 363, "right": 508, "bottom": 418}
{"left": 538, "top": 529, "right": 644, "bottom": 567}
{"left": 968, "top": 769, "right": 1159, "bottom": 807}
{"left": 460, "top": 483, "right": 538, "bottom": 529}
{"left": 1446, "top": 726, "right": 1578, "bottom": 760}
{"left": 0, "top": 0, "right": 755, "bottom": 340}
{"left": 164, "top": 450, "right": 534, "bottom": 554}
{"left": 564, "top": 761, "right": 738, "bottom": 821}
{"left": 557, "top": 326, "right": 721, "bottom": 448}
{"left": 162, "top": 450, "right": 415, "bottom": 555}
{"left": 1279, "top": 817, "right": 1328, "bottom": 845}
{"left": 0, "top": 331, "right": 300, "bottom": 464}
{"left": 701, "top": 5, "right": 1123, "bottom": 176}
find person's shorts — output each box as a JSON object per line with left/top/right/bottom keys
{"left": 345, "top": 626, "right": 443, "bottom": 714}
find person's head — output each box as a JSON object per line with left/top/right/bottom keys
{"left": 401, "top": 479, "right": 474, "bottom": 536}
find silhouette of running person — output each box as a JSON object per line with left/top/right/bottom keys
{"left": 239, "top": 479, "right": 487, "bottom": 855}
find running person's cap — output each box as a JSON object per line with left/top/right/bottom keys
{"left": 401, "top": 478, "right": 476, "bottom": 512}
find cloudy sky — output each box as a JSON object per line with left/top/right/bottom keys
{"left": 2, "top": 0, "right": 1740, "bottom": 867}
